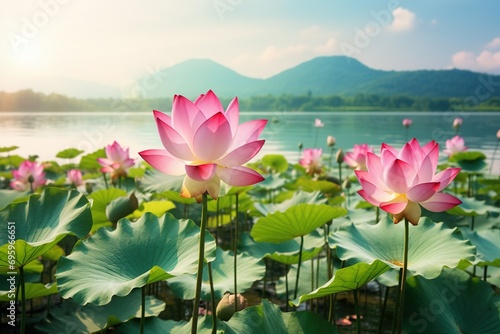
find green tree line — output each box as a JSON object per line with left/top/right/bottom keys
{"left": 1, "top": 89, "right": 500, "bottom": 112}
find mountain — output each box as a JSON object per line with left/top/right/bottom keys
{"left": 137, "top": 56, "right": 500, "bottom": 99}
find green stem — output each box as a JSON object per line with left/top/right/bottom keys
{"left": 191, "top": 193, "right": 208, "bottom": 334}
{"left": 102, "top": 172, "right": 108, "bottom": 189}
{"left": 207, "top": 262, "right": 217, "bottom": 334}
{"left": 285, "top": 264, "right": 289, "bottom": 312}
{"left": 293, "top": 235, "right": 304, "bottom": 300}
{"left": 484, "top": 266, "right": 488, "bottom": 282}
{"left": 378, "top": 286, "right": 390, "bottom": 334}
{"left": 233, "top": 193, "right": 239, "bottom": 314}
{"left": 20, "top": 266, "right": 26, "bottom": 334}
{"left": 393, "top": 218, "right": 410, "bottom": 334}
{"left": 140, "top": 285, "right": 146, "bottom": 334}
{"left": 338, "top": 163, "right": 343, "bottom": 192}
{"left": 353, "top": 289, "right": 361, "bottom": 334}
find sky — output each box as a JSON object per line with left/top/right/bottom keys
{"left": 1, "top": 0, "right": 500, "bottom": 93}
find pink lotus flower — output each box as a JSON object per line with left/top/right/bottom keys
{"left": 97, "top": 141, "right": 135, "bottom": 179}
{"left": 402, "top": 118, "right": 412, "bottom": 128}
{"left": 355, "top": 139, "right": 462, "bottom": 225}
{"left": 67, "top": 169, "right": 84, "bottom": 187}
{"left": 443, "top": 136, "right": 468, "bottom": 157}
{"left": 344, "top": 144, "right": 373, "bottom": 171}
{"left": 314, "top": 118, "right": 324, "bottom": 127}
{"left": 139, "top": 90, "right": 267, "bottom": 202}
{"left": 10, "top": 160, "right": 46, "bottom": 191}
{"left": 299, "top": 148, "right": 323, "bottom": 175}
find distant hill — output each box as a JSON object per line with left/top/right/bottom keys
{"left": 138, "top": 56, "right": 500, "bottom": 99}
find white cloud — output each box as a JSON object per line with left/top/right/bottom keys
{"left": 487, "top": 37, "right": 500, "bottom": 49}
{"left": 451, "top": 50, "right": 500, "bottom": 73}
{"left": 387, "top": 7, "right": 416, "bottom": 32}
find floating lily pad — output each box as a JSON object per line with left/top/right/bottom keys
{"left": 329, "top": 217, "right": 476, "bottom": 279}
{"left": 56, "top": 213, "right": 216, "bottom": 305}
{"left": 291, "top": 260, "right": 390, "bottom": 306}
{"left": 403, "top": 268, "right": 500, "bottom": 333}
{"left": 251, "top": 204, "right": 347, "bottom": 243}
{"left": 0, "top": 188, "right": 92, "bottom": 268}
{"left": 168, "top": 247, "right": 265, "bottom": 300}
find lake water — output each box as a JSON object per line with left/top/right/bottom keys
{"left": 1, "top": 111, "right": 499, "bottom": 174}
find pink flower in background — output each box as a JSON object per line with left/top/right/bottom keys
{"left": 314, "top": 118, "right": 324, "bottom": 127}
{"left": 344, "top": 144, "right": 373, "bottom": 171}
{"left": 300, "top": 148, "right": 323, "bottom": 175}
{"left": 67, "top": 169, "right": 84, "bottom": 187}
{"left": 402, "top": 118, "right": 412, "bottom": 128}
{"left": 10, "top": 160, "right": 46, "bottom": 191}
{"left": 355, "top": 139, "right": 462, "bottom": 225}
{"left": 139, "top": 90, "right": 267, "bottom": 202}
{"left": 452, "top": 117, "right": 462, "bottom": 129}
{"left": 443, "top": 136, "right": 468, "bottom": 157}
{"left": 97, "top": 141, "right": 135, "bottom": 179}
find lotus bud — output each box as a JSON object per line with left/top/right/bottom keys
{"left": 497, "top": 129, "right": 500, "bottom": 140}
{"left": 298, "top": 142, "right": 303, "bottom": 150}
{"left": 336, "top": 149, "right": 344, "bottom": 164}
{"left": 452, "top": 117, "right": 462, "bottom": 129}
{"left": 327, "top": 136, "right": 336, "bottom": 147}
{"left": 402, "top": 118, "right": 412, "bottom": 128}
{"left": 216, "top": 292, "right": 248, "bottom": 321}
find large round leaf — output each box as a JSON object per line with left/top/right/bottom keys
{"left": 329, "top": 217, "right": 476, "bottom": 279}
{"left": 251, "top": 204, "right": 347, "bottom": 243}
{"left": 35, "top": 289, "right": 165, "bottom": 333}
{"left": 239, "top": 231, "right": 325, "bottom": 265}
{"left": 168, "top": 247, "right": 265, "bottom": 300}
{"left": 0, "top": 187, "right": 92, "bottom": 268}
{"left": 447, "top": 195, "right": 499, "bottom": 216}
{"left": 56, "top": 212, "right": 216, "bottom": 305}
{"left": 460, "top": 227, "right": 500, "bottom": 267}
{"left": 254, "top": 190, "right": 326, "bottom": 216}
{"left": 291, "top": 260, "right": 390, "bottom": 306}
{"left": 403, "top": 268, "right": 500, "bottom": 333}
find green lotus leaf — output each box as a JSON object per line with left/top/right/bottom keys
{"left": 447, "top": 195, "right": 499, "bottom": 216}
{"left": 78, "top": 148, "right": 106, "bottom": 170}
{"left": 287, "top": 176, "right": 340, "bottom": 194}
{"left": 460, "top": 227, "right": 500, "bottom": 267}
{"left": 403, "top": 268, "right": 500, "bottom": 333}
{"left": 105, "top": 191, "right": 139, "bottom": 224}
{"left": 276, "top": 257, "right": 332, "bottom": 300}
{"left": 329, "top": 217, "right": 476, "bottom": 279}
{"left": 152, "top": 190, "right": 197, "bottom": 205}
{"left": 254, "top": 190, "right": 326, "bottom": 216}
{"left": 291, "top": 260, "right": 390, "bottom": 306}
{"left": 139, "top": 169, "right": 184, "bottom": 193}
{"left": 253, "top": 173, "right": 287, "bottom": 190}
{"left": 0, "top": 188, "right": 92, "bottom": 268}
{"left": 0, "top": 146, "right": 19, "bottom": 153}
{"left": 262, "top": 154, "right": 289, "bottom": 173}
{"left": 56, "top": 148, "right": 84, "bottom": 159}
{"left": 87, "top": 188, "right": 126, "bottom": 231}
{"left": 239, "top": 231, "right": 325, "bottom": 265}
{"left": 41, "top": 244, "right": 65, "bottom": 261}
{"left": 35, "top": 289, "right": 165, "bottom": 333}
{"left": 168, "top": 247, "right": 265, "bottom": 300}
{"left": 0, "top": 282, "right": 58, "bottom": 301}
{"left": 128, "top": 200, "right": 176, "bottom": 219}
{"left": 0, "top": 189, "right": 29, "bottom": 210}
{"left": 116, "top": 299, "right": 339, "bottom": 334}
{"left": 56, "top": 213, "right": 216, "bottom": 305}
{"left": 251, "top": 204, "right": 347, "bottom": 243}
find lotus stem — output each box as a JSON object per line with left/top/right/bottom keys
{"left": 484, "top": 266, "right": 488, "bottom": 282}
{"left": 140, "top": 285, "right": 146, "bottom": 334}
{"left": 17, "top": 266, "right": 26, "bottom": 334}
{"left": 234, "top": 193, "right": 239, "bottom": 314}
{"left": 293, "top": 235, "right": 304, "bottom": 300}
{"left": 285, "top": 264, "right": 289, "bottom": 312}
{"left": 191, "top": 192, "right": 208, "bottom": 334}
{"left": 102, "top": 172, "right": 108, "bottom": 189}
{"left": 393, "top": 218, "right": 410, "bottom": 334}
{"left": 353, "top": 289, "right": 361, "bottom": 334}
{"left": 207, "top": 262, "right": 217, "bottom": 334}
{"left": 378, "top": 286, "right": 390, "bottom": 334}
